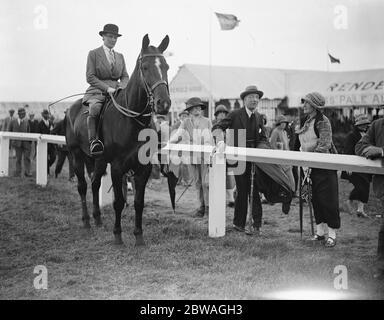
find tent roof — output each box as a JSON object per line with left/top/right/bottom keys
{"left": 170, "top": 64, "right": 384, "bottom": 107}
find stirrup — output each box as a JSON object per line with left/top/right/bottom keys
{"left": 90, "top": 139, "right": 104, "bottom": 156}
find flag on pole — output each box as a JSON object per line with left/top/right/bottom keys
{"left": 328, "top": 53, "right": 341, "bottom": 64}
{"left": 215, "top": 12, "right": 240, "bottom": 30}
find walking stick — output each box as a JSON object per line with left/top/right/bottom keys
{"left": 246, "top": 163, "right": 256, "bottom": 233}
{"left": 301, "top": 168, "right": 315, "bottom": 237}
{"left": 299, "top": 167, "right": 303, "bottom": 239}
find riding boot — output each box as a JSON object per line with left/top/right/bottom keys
{"left": 87, "top": 115, "right": 103, "bottom": 155}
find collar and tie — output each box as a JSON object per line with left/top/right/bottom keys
{"left": 108, "top": 49, "right": 115, "bottom": 67}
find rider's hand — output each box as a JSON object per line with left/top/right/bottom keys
{"left": 107, "top": 87, "right": 116, "bottom": 94}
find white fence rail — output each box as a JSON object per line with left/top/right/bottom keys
{"left": 162, "top": 143, "right": 384, "bottom": 238}
{"left": 0, "top": 132, "right": 113, "bottom": 207}
{"left": 1, "top": 132, "right": 383, "bottom": 238}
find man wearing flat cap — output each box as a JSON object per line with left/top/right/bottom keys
{"left": 170, "top": 97, "right": 212, "bottom": 217}
{"left": 212, "top": 85, "right": 268, "bottom": 235}
{"left": 83, "top": 23, "right": 129, "bottom": 156}
{"left": 8, "top": 108, "right": 32, "bottom": 177}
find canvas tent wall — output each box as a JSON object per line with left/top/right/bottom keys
{"left": 169, "top": 64, "right": 384, "bottom": 124}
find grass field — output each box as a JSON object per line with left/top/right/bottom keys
{"left": 1, "top": 157, "right": 383, "bottom": 299}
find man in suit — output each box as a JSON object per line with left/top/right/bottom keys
{"left": 8, "top": 108, "right": 32, "bottom": 177}
{"left": 28, "top": 112, "right": 39, "bottom": 159}
{"left": 3, "top": 109, "right": 15, "bottom": 131}
{"left": 83, "top": 23, "right": 129, "bottom": 156}
{"left": 355, "top": 117, "right": 384, "bottom": 279}
{"left": 212, "top": 85, "right": 268, "bottom": 235}
{"left": 38, "top": 109, "right": 56, "bottom": 175}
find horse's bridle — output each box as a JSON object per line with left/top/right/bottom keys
{"left": 109, "top": 52, "right": 169, "bottom": 127}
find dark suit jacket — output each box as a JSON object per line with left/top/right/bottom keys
{"left": 212, "top": 107, "right": 267, "bottom": 147}
{"left": 83, "top": 46, "right": 129, "bottom": 102}
{"left": 8, "top": 118, "right": 30, "bottom": 148}
{"left": 38, "top": 119, "right": 53, "bottom": 135}
{"left": 28, "top": 119, "right": 39, "bottom": 133}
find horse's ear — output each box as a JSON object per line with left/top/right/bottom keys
{"left": 158, "top": 35, "right": 169, "bottom": 53}
{"left": 142, "top": 34, "right": 150, "bottom": 51}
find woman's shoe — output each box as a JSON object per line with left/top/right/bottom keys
{"left": 325, "top": 237, "right": 336, "bottom": 247}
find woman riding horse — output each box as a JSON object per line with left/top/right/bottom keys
{"left": 83, "top": 24, "right": 129, "bottom": 156}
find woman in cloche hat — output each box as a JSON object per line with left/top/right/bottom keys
{"left": 296, "top": 92, "right": 340, "bottom": 247}
{"left": 82, "top": 24, "right": 129, "bottom": 156}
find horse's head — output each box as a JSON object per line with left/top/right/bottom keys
{"left": 139, "top": 34, "right": 171, "bottom": 115}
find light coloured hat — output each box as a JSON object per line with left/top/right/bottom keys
{"left": 354, "top": 114, "right": 371, "bottom": 126}
{"left": 301, "top": 92, "right": 325, "bottom": 110}
{"left": 214, "top": 104, "right": 229, "bottom": 116}
{"left": 240, "top": 85, "right": 264, "bottom": 100}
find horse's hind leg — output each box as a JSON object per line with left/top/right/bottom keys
{"left": 91, "top": 158, "right": 107, "bottom": 227}
{"left": 111, "top": 162, "right": 125, "bottom": 245}
{"left": 72, "top": 150, "right": 90, "bottom": 229}
{"left": 133, "top": 164, "right": 152, "bottom": 247}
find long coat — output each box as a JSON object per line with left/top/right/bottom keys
{"left": 355, "top": 118, "right": 384, "bottom": 201}
{"left": 8, "top": 118, "right": 30, "bottom": 148}
{"left": 83, "top": 46, "right": 129, "bottom": 103}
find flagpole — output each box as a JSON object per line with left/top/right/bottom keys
{"left": 208, "top": 8, "right": 213, "bottom": 121}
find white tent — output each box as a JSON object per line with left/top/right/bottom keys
{"left": 169, "top": 64, "right": 384, "bottom": 114}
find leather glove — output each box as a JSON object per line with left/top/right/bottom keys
{"left": 363, "top": 146, "right": 384, "bottom": 159}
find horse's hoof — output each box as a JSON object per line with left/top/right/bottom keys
{"left": 135, "top": 236, "right": 146, "bottom": 247}
{"left": 83, "top": 221, "right": 91, "bottom": 229}
{"left": 114, "top": 235, "right": 123, "bottom": 245}
{"left": 95, "top": 218, "right": 102, "bottom": 227}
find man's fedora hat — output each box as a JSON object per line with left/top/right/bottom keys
{"left": 18, "top": 108, "right": 26, "bottom": 114}
{"left": 185, "top": 97, "right": 207, "bottom": 112}
{"left": 240, "top": 85, "right": 264, "bottom": 100}
{"left": 214, "top": 104, "right": 229, "bottom": 116}
{"left": 41, "top": 109, "right": 49, "bottom": 116}
{"left": 99, "top": 24, "right": 122, "bottom": 37}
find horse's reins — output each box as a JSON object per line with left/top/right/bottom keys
{"left": 108, "top": 52, "right": 169, "bottom": 127}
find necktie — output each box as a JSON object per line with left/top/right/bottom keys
{"left": 109, "top": 49, "right": 115, "bottom": 67}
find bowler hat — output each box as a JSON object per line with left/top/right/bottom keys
{"left": 275, "top": 115, "right": 289, "bottom": 125}
{"left": 301, "top": 92, "right": 325, "bottom": 110}
{"left": 214, "top": 104, "right": 229, "bottom": 116}
{"left": 18, "top": 108, "right": 26, "bottom": 114}
{"left": 185, "top": 97, "right": 207, "bottom": 112}
{"left": 354, "top": 114, "right": 371, "bottom": 126}
{"left": 240, "top": 85, "right": 264, "bottom": 100}
{"left": 99, "top": 24, "right": 122, "bottom": 37}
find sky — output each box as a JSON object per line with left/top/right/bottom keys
{"left": 1, "top": 0, "right": 383, "bottom": 101}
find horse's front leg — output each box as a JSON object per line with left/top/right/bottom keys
{"left": 133, "top": 164, "right": 152, "bottom": 247}
{"left": 111, "top": 162, "right": 125, "bottom": 245}
{"left": 72, "top": 149, "right": 90, "bottom": 229}
{"left": 91, "top": 158, "right": 107, "bottom": 227}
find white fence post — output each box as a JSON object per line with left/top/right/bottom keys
{"left": 0, "top": 136, "right": 10, "bottom": 177}
{"left": 36, "top": 139, "right": 48, "bottom": 186}
{"left": 209, "top": 151, "right": 226, "bottom": 238}
{"left": 100, "top": 163, "right": 113, "bottom": 207}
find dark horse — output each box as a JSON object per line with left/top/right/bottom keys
{"left": 65, "top": 34, "right": 171, "bottom": 246}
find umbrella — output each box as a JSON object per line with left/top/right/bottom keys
{"left": 299, "top": 167, "right": 303, "bottom": 239}
{"left": 166, "top": 171, "right": 178, "bottom": 214}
